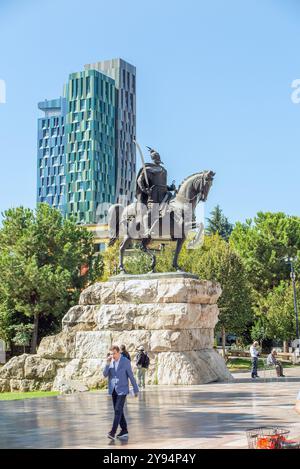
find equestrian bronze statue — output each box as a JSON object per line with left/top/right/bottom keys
{"left": 108, "top": 145, "right": 215, "bottom": 273}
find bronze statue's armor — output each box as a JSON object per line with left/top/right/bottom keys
{"left": 135, "top": 148, "right": 176, "bottom": 236}
{"left": 136, "top": 163, "right": 175, "bottom": 206}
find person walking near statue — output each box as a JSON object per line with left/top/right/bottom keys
{"left": 121, "top": 344, "right": 131, "bottom": 361}
{"left": 135, "top": 345, "right": 150, "bottom": 389}
{"left": 103, "top": 345, "right": 139, "bottom": 440}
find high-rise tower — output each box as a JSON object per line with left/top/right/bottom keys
{"left": 37, "top": 58, "right": 136, "bottom": 224}
{"left": 85, "top": 59, "right": 136, "bottom": 204}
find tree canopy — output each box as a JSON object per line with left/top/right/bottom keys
{"left": 230, "top": 212, "right": 300, "bottom": 344}
{"left": 0, "top": 204, "right": 102, "bottom": 352}
{"left": 206, "top": 205, "right": 233, "bottom": 241}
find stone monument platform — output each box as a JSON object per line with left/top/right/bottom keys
{"left": 0, "top": 274, "right": 232, "bottom": 392}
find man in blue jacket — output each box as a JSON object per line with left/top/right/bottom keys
{"left": 103, "top": 344, "right": 139, "bottom": 440}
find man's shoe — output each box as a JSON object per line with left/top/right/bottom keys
{"left": 117, "top": 430, "right": 129, "bottom": 439}
{"left": 107, "top": 431, "right": 116, "bottom": 440}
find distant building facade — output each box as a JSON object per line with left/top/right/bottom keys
{"left": 37, "top": 98, "right": 67, "bottom": 216}
{"left": 37, "top": 58, "right": 136, "bottom": 224}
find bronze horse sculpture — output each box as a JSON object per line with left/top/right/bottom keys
{"left": 108, "top": 170, "right": 215, "bottom": 273}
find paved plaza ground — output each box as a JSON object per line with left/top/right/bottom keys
{"left": 1, "top": 367, "right": 300, "bottom": 449}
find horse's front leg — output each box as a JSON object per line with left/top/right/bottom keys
{"left": 119, "top": 236, "right": 131, "bottom": 273}
{"left": 141, "top": 238, "right": 156, "bottom": 273}
{"left": 172, "top": 236, "right": 186, "bottom": 272}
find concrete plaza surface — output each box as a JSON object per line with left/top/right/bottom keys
{"left": 1, "top": 367, "right": 300, "bottom": 449}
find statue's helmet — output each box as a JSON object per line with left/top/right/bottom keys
{"left": 146, "top": 146, "right": 164, "bottom": 164}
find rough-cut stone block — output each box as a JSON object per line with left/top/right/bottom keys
{"left": 95, "top": 304, "right": 136, "bottom": 330}
{"left": 66, "top": 302, "right": 219, "bottom": 332}
{"left": 78, "top": 276, "right": 222, "bottom": 306}
{"left": 79, "top": 282, "right": 116, "bottom": 305}
{"left": 185, "top": 279, "right": 222, "bottom": 304}
{"left": 111, "top": 330, "right": 151, "bottom": 352}
{"left": 0, "top": 378, "right": 10, "bottom": 392}
{"left": 37, "top": 331, "right": 76, "bottom": 359}
{"left": 112, "top": 329, "right": 214, "bottom": 352}
{"left": 114, "top": 279, "right": 158, "bottom": 304}
{"left": 38, "top": 381, "right": 53, "bottom": 392}
{"left": 9, "top": 379, "right": 39, "bottom": 392}
{"left": 75, "top": 331, "right": 112, "bottom": 359}
{"left": 0, "top": 354, "right": 28, "bottom": 379}
{"left": 156, "top": 349, "right": 233, "bottom": 385}
{"left": 156, "top": 278, "right": 188, "bottom": 303}
{"left": 52, "top": 377, "right": 89, "bottom": 394}
{"left": 149, "top": 329, "right": 214, "bottom": 352}
{"left": 133, "top": 303, "right": 219, "bottom": 330}
{"left": 24, "top": 356, "right": 56, "bottom": 380}
{"left": 53, "top": 358, "right": 106, "bottom": 389}
{"left": 62, "top": 305, "right": 98, "bottom": 329}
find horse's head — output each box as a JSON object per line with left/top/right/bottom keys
{"left": 195, "top": 170, "right": 215, "bottom": 202}
{"left": 175, "top": 170, "right": 215, "bottom": 206}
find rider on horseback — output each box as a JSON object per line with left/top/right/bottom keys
{"left": 136, "top": 147, "right": 177, "bottom": 237}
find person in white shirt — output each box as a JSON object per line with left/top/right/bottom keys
{"left": 250, "top": 341, "right": 260, "bottom": 378}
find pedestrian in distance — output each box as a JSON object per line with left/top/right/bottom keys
{"left": 103, "top": 345, "right": 139, "bottom": 441}
{"left": 267, "top": 349, "right": 285, "bottom": 377}
{"left": 121, "top": 344, "right": 131, "bottom": 361}
{"left": 250, "top": 341, "right": 260, "bottom": 379}
{"left": 135, "top": 345, "right": 150, "bottom": 389}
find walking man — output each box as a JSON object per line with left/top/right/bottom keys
{"left": 103, "top": 345, "right": 139, "bottom": 440}
{"left": 135, "top": 345, "right": 150, "bottom": 389}
{"left": 250, "top": 341, "right": 260, "bottom": 379}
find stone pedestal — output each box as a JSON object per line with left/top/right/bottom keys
{"left": 0, "top": 274, "right": 232, "bottom": 392}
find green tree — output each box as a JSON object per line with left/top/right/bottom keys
{"left": 10, "top": 324, "right": 34, "bottom": 353}
{"left": 251, "top": 316, "right": 270, "bottom": 348}
{"left": 184, "top": 234, "right": 253, "bottom": 355}
{"left": 0, "top": 204, "right": 102, "bottom": 353}
{"left": 230, "top": 212, "right": 300, "bottom": 295}
{"left": 230, "top": 212, "right": 300, "bottom": 345}
{"left": 265, "top": 281, "right": 298, "bottom": 344}
{"left": 206, "top": 205, "right": 233, "bottom": 241}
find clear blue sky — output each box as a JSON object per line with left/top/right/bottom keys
{"left": 0, "top": 0, "right": 300, "bottom": 225}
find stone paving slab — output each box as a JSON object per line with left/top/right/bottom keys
{"left": 0, "top": 367, "right": 300, "bottom": 449}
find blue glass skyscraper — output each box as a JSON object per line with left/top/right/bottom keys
{"left": 37, "top": 58, "right": 136, "bottom": 224}
{"left": 37, "top": 98, "right": 67, "bottom": 215}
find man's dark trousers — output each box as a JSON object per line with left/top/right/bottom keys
{"left": 251, "top": 357, "right": 258, "bottom": 378}
{"left": 111, "top": 388, "right": 127, "bottom": 435}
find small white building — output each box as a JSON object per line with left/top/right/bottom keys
{"left": 0, "top": 339, "right": 6, "bottom": 364}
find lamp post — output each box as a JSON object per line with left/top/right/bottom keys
{"left": 284, "top": 256, "right": 299, "bottom": 343}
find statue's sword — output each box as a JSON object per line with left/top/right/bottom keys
{"left": 133, "top": 139, "right": 149, "bottom": 187}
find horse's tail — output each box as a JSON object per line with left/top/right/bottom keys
{"left": 107, "top": 204, "right": 123, "bottom": 247}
